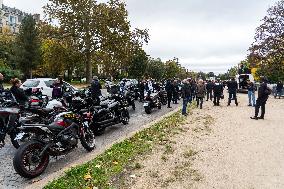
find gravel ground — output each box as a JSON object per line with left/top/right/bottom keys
{"left": 121, "top": 93, "right": 284, "bottom": 189}
{"left": 0, "top": 98, "right": 180, "bottom": 189}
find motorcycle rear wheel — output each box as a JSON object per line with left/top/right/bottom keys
{"left": 13, "top": 141, "right": 49, "bottom": 178}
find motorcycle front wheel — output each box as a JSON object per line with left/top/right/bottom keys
{"left": 80, "top": 127, "right": 96, "bottom": 152}
{"left": 121, "top": 110, "right": 130, "bottom": 125}
{"left": 13, "top": 141, "right": 49, "bottom": 178}
{"left": 145, "top": 107, "right": 152, "bottom": 114}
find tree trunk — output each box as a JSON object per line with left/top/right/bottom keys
{"left": 86, "top": 50, "right": 92, "bottom": 84}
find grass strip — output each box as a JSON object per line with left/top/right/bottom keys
{"left": 44, "top": 105, "right": 194, "bottom": 189}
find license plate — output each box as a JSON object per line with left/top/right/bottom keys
{"left": 143, "top": 103, "right": 149, "bottom": 106}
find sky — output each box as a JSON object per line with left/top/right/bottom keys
{"left": 2, "top": 0, "right": 279, "bottom": 74}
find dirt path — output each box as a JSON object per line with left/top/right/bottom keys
{"left": 121, "top": 94, "right": 284, "bottom": 189}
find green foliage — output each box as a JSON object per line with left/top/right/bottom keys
{"left": 128, "top": 48, "right": 148, "bottom": 79}
{"left": 44, "top": 106, "right": 194, "bottom": 189}
{"left": 249, "top": 0, "right": 284, "bottom": 82}
{"left": 146, "top": 58, "right": 165, "bottom": 80}
{"left": 164, "top": 60, "right": 180, "bottom": 79}
{"left": 13, "top": 15, "right": 41, "bottom": 79}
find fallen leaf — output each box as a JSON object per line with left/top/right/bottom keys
{"left": 113, "top": 161, "right": 119, "bottom": 165}
{"left": 84, "top": 173, "right": 92, "bottom": 180}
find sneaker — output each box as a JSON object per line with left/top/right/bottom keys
{"left": 236, "top": 103, "right": 238, "bottom": 106}
{"left": 248, "top": 104, "right": 252, "bottom": 106}
{"left": 258, "top": 117, "right": 264, "bottom": 120}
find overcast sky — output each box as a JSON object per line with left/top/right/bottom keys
{"left": 3, "top": 0, "right": 278, "bottom": 73}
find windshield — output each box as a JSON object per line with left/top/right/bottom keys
{"left": 44, "top": 80, "right": 56, "bottom": 87}
{"left": 22, "top": 80, "right": 40, "bottom": 88}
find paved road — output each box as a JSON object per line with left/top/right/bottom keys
{"left": 0, "top": 99, "right": 180, "bottom": 189}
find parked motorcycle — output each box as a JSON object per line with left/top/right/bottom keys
{"left": 91, "top": 93, "right": 130, "bottom": 135}
{"left": 13, "top": 109, "right": 95, "bottom": 178}
{"left": 143, "top": 91, "right": 162, "bottom": 114}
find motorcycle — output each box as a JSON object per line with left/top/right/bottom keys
{"left": 91, "top": 93, "right": 130, "bottom": 135}
{"left": 143, "top": 90, "right": 162, "bottom": 114}
{"left": 13, "top": 109, "right": 95, "bottom": 178}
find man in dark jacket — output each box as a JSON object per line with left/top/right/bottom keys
{"left": 227, "top": 78, "right": 238, "bottom": 106}
{"left": 138, "top": 80, "right": 145, "bottom": 102}
{"left": 172, "top": 80, "right": 179, "bottom": 104}
{"left": 213, "top": 79, "right": 223, "bottom": 106}
{"left": 181, "top": 79, "right": 192, "bottom": 115}
{"left": 165, "top": 79, "right": 174, "bottom": 108}
{"left": 251, "top": 77, "right": 271, "bottom": 120}
{"left": 91, "top": 76, "right": 102, "bottom": 105}
{"left": 276, "top": 81, "right": 283, "bottom": 99}
{"left": 206, "top": 80, "right": 214, "bottom": 101}
{"left": 0, "top": 73, "right": 4, "bottom": 92}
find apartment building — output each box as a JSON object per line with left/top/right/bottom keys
{"left": 0, "top": 0, "right": 40, "bottom": 34}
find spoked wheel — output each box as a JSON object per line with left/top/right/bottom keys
{"left": 13, "top": 141, "right": 49, "bottom": 178}
{"left": 121, "top": 110, "right": 130, "bottom": 125}
{"left": 80, "top": 127, "right": 96, "bottom": 152}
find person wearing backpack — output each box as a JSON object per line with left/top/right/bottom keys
{"left": 251, "top": 76, "right": 271, "bottom": 120}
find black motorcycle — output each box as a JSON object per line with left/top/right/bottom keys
{"left": 13, "top": 109, "right": 95, "bottom": 178}
{"left": 91, "top": 93, "right": 130, "bottom": 135}
{"left": 143, "top": 91, "right": 162, "bottom": 114}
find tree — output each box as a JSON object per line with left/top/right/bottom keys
{"left": 13, "top": 15, "right": 41, "bottom": 79}
{"left": 164, "top": 60, "right": 180, "bottom": 79}
{"left": 45, "top": 0, "right": 148, "bottom": 83}
{"left": 146, "top": 58, "right": 165, "bottom": 81}
{"left": 249, "top": 0, "right": 284, "bottom": 82}
{"left": 128, "top": 48, "right": 148, "bottom": 79}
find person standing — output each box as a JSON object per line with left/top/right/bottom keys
{"left": 10, "top": 78, "right": 28, "bottom": 105}
{"left": 181, "top": 79, "right": 192, "bottom": 115}
{"left": 213, "top": 79, "right": 223, "bottom": 106}
{"left": 247, "top": 80, "right": 256, "bottom": 106}
{"left": 276, "top": 81, "right": 283, "bottom": 99}
{"left": 191, "top": 80, "right": 197, "bottom": 101}
{"left": 251, "top": 77, "right": 271, "bottom": 120}
{"left": 172, "top": 80, "right": 179, "bottom": 104}
{"left": 206, "top": 80, "right": 214, "bottom": 101}
{"left": 138, "top": 80, "right": 145, "bottom": 102}
{"left": 165, "top": 79, "right": 174, "bottom": 108}
{"left": 0, "top": 73, "right": 4, "bottom": 92}
{"left": 51, "top": 79, "right": 63, "bottom": 99}
{"left": 91, "top": 76, "right": 102, "bottom": 105}
{"left": 227, "top": 78, "right": 238, "bottom": 106}
{"left": 196, "top": 79, "right": 206, "bottom": 109}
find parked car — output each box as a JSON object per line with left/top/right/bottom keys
{"left": 20, "top": 78, "right": 78, "bottom": 97}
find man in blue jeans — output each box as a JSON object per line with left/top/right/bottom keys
{"left": 181, "top": 79, "right": 192, "bottom": 115}
{"left": 247, "top": 80, "right": 256, "bottom": 106}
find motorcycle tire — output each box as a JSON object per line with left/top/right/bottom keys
{"left": 132, "top": 102, "right": 136, "bottom": 110}
{"left": 145, "top": 107, "right": 152, "bottom": 114}
{"left": 80, "top": 127, "right": 96, "bottom": 152}
{"left": 121, "top": 110, "right": 130, "bottom": 125}
{"left": 13, "top": 141, "right": 49, "bottom": 178}
{"left": 158, "top": 105, "right": 162, "bottom": 109}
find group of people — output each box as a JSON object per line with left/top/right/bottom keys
{"left": 0, "top": 71, "right": 282, "bottom": 121}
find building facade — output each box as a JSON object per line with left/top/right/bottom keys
{"left": 0, "top": 0, "right": 40, "bottom": 34}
